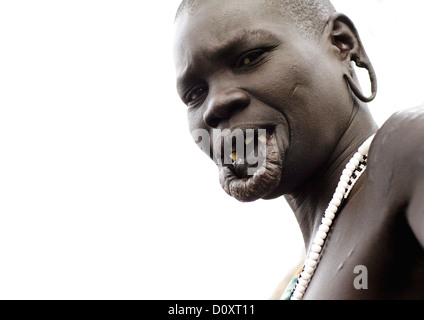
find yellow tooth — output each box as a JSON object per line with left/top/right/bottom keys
{"left": 230, "top": 152, "right": 237, "bottom": 162}
{"left": 258, "top": 134, "right": 267, "bottom": 143}
{"left": 245, "top": 136, "right": 254, "bottom": 144}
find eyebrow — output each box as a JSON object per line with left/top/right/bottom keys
{"left": 213, "top": 29, "right": 280, "bottom": 60}
{"left": 176, "top": 29, "right": 280, "bottom": 94}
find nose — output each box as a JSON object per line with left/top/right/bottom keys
{"left": 203, "top": 88, "right": 251, "bottom": 128}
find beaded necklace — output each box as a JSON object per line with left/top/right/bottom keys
{"left": 285, "top": 135, "right": 375, "bottom": 300}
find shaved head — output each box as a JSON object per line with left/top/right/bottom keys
{"left": 176, "top": 0, "right": 336, "bottom": 40}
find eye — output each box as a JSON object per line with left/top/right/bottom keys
{"left": 185, "top": 86, "right": 208, "bottom": 105}
{"left": 236, "top": 49, "right": 266, "bottom": 69}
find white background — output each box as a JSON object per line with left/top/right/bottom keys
{"left": 0, "top": 0, "right": 423, "bottom": 299}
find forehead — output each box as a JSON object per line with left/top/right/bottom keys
{"left": 178, "top": 0, "right": 281, "bottom": 40}
{"left": 174, "top": 0, "right": 292, "bottom": 79}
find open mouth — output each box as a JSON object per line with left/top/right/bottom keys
{"left": 214, "top": 126, "right": 285, "bottom": 202}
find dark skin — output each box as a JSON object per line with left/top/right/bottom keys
{"left": 174, "top": 0, "right": 424, "bottom": 299}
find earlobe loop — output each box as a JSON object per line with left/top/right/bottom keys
{"left": 344, "top": 57, "right": 377, "bottom": 103}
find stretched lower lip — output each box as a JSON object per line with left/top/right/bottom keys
{"left": 217, "top": 126, "right": 284, "bottom": 202}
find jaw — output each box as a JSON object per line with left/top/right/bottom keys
{"left": 217, "top": 125, "right": 287, "bottom": 202}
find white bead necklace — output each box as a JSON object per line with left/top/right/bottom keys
{"left": 290, "top": 135, "right": 375, "bottom": 300}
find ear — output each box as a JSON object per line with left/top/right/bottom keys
{"left": 325, "top": 13, "right": 377, "bottom": 102}
{"left": 327, "top": 13, "right": 361, "bottom": 61}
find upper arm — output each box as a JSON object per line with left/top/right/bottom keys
{"left": 371, "top": 105, "right": 424, "bottom": 247}
{"left": 407, "top": 178, "right": 424, "bottom": 247}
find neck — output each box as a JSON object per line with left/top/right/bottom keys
{"left": 285, "top": 103, "right": 378, "bottom": 250}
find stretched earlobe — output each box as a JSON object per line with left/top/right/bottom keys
{"left": 327, "top": 13, "right": 377, "bottom": 103}
{"left": 344, "top": 60, "right": 377, "bottom": 103}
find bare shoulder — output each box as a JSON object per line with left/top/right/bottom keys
{"left": 367, "top": 105, "right": 424, "bottom": 199}
{"left": 372, "top": 105, "right": 424, "bottom": 160}
{"left": 381, "top": 104, "right": 424, "bottom": 133}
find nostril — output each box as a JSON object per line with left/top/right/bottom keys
{"left": 203, "top": 106, "right": 223, "bottom": 128}
{"left": 203, "top": 88, "right": 251, "bottom": 128}
{"left": 206, "top": 117, "right": 220, "bottom": 128}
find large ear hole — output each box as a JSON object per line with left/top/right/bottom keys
{"left": 350, "top": 61, "right": 372, "bottom": 99}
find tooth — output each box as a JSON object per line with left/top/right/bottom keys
{"left": 245, "top": 136, "right": 254, "bottom": 144}
{"left": 230, "top": 152, "right": 237, "bottom": 162}
{"left": 258, "top": 134, "right": 267, "bottom": 143}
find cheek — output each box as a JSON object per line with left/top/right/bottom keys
{"left": 187, "top": 107, "right": 206, "bottom": 133}
{"left": 260, "top": 62, "right": 301, "bottom": 99}
{"left": 249, "top": 51, "right": 317, "bottom": 109}
{"left": 187, "top": 108, "right": 215, "bottom": 157}
{"left": 258, "top": 57, "right": 344, "bottom": 154}
{"left": 249, "top": 65, "right": 313, "bottom": 129}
